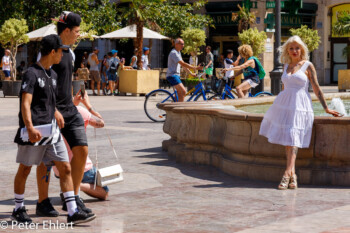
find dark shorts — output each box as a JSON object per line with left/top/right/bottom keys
{"left": 108, "top": 73, "right": 117, "bottom": 82}
{"left": 166, "top": 75, "right": 182, "bottom": 86}
{"left": 82, "top": 167, "right": 109, "bottom": 192}
{"left": 3, "top": 70, "right": 10, "bottom": 77}
{"left": 60, "top": 113, "right": 88, "bottom": 149}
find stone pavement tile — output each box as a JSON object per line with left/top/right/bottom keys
{"left": 0, "top": 96, "right": 349, "bottom": 233}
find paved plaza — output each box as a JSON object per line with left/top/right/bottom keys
{"left": 0, "top": 90, "right": 349, "bottom": 233}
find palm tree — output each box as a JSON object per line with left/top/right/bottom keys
{"left": 231, "top": 4, "right": 256, "bottom": 32}
{"left": 118, "top": 0, "right": 163, "bottom": 69}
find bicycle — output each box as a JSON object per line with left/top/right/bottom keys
{"left": 144, "top": 71, "right": 214, "bottom": 122}
{"left": 209, "top": 74, "right": 273, "bottom": 100}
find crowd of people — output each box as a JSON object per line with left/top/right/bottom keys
{"left": 78, "top": 46, "right": 148, "bottom": 96}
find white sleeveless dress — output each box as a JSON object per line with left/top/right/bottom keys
{"left": 259, "top": 61, "right": 314, "bottom": 148}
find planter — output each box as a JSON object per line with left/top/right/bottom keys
{"left": 72, "top": 80, "right": 85, "bottom": 96}
{"left": 338, "top": 69, "right": 350, "bottom": 92}
{"left": 2, "top": 80, "right": 21, "bottom": 98}
{"left": 119, "top": 70, "right": 159, "bottom": 94}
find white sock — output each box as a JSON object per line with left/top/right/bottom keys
{"left": 14, "top": 193, "right": 24, "bottom": 211}
{"left": 63, "top": 191, "right": 77, "bottom": 216}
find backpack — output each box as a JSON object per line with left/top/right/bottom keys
{"left": 248, "top": 56, "right": 266, "bottom": 79}
{"left": 109, "top": 58, "right": 117, "bottom": 74}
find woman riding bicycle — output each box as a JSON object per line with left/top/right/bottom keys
{"left": 223, "top": 45, "right": 260, "bottom": 98}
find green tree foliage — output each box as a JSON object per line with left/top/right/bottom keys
{"left": 333, "top": 11, "right": 350, "bottom": 36}
{"left": 148, "top": 0, "right": 213, "bottom": 39}
{"left": 181, "top": 28, "right": 206, "bottom": 67}
{"left": 290, "top": 25, "right": 320, "bottom": 52}
{"left": 0, "top": 0, "right": 120, "bottom": 35}
{"left": 0, "top": 19, "right": 29, "bottom": 80}
{"left": 232, "top": 4, "right": 256, "bottom": 32}
{"left": 238, "top": 28, "right": 267, "bottom": 56}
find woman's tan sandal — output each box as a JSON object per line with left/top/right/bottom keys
{"left": 288, "top": 174, "right": 298, "bottom": 189}
{"left": 278, "top": 176, "right": 290, "bottom": 190}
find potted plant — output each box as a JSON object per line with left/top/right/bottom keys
{"left": 181, "top": 28, "right": 206, "bottom": 91}
{"left": 0, "top": 18, "right": 29, "bottom": 97}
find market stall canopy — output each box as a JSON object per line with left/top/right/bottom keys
{"left": 26, "top": 24, "right": 57, "bottom": 41}
{"left": 26, "top": 24, "right": 99, "bottom": 41}
{"left": 100, "top": 24, "right": 170, "bottom": 40}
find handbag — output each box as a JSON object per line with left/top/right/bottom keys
{"left": 93, "top": 127, "right": 124, "bottom": 189}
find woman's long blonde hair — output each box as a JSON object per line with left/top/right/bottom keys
{"left": 278, "top": 35, "right": 309, "bottom": 64}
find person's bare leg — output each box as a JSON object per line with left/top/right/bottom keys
{"left": 36, "top": 162, "right": 50, "bottom": 203}
{"left": 284, "top": 146, "right": 297, "bottom": 177}
{"left": 173, "top": 83, "right": 186, "bottom": 102}
{"left": 236, "top": 82, "right": 251, "bottom": 98}
{"left": 109, "top": 81, "right": 115, "bottom": 95}
{"left": 14, "top": 164, "right": 32, "bottom": 194}
{"left": 91, "top": 80, "right": 96, "bottom": 94}
{"left": 96, "top": 80, "right": 101, "bottom": 95}
{"left": 114, "top": 80, "right": 119, "bottom": 93}
{"left": 80, "top": 183, "right": 108, "bottom": 200}
{"left": 70, "top": 146, "right": 88, "bottom": 195}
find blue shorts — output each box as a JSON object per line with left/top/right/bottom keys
{"left": 108, "top": 73, "right": 117, "bottom": 82}
{"left": 166, "top": 75, "right": 182, "bottom": 86}
{"left": 82, "top": 166, "right": 109, "bottom": 192}
{"left": 3, "top": 70, "right": 10, "bottom": 77}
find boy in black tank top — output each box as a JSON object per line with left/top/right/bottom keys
{"left": 36, "top": 12, "right": 95, "bottom": 219}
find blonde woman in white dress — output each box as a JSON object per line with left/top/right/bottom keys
{"left": 259, "top": 36, "right": 341, "bottom": 190}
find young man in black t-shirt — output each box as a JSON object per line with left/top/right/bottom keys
{"left": 12, "top": 35, "right": 95, "bottom": 225}
{"left": 35, "top": 11, "right": 94, "bottom": 216}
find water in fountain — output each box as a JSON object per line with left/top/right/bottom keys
{"left": 329, "top": 98, "right": 348, "bottom": 116}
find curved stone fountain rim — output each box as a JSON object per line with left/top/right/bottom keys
{"left": 159, "top": 93, "right": 350, "bottom": 125}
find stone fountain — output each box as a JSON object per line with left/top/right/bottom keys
{"left": 160, "top": 93, "right": 350, "bottom": 186}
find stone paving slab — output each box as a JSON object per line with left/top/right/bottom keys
{"left": 0, "top": 95, "right": 349, "bottom": 232}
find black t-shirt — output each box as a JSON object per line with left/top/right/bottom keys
{"left": 14, "top": 64, "right": 58, "bottom": 144}
{"left": 52, "top": 49, "right": 78, "bottom": 119}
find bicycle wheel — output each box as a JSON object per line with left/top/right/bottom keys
{"left": 254, "top": 92, "right": 274, "bottom": 97}
{"left": 144, "top": 90, "right": 175, "bottom": 122}
{"left": 194, "top": 90, "right": 216, "bottom": 101}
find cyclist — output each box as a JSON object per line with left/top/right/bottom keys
{"left": 223, "top": 45, "right": 260, "bottom": 98}
{"left": 166, "top": 38, "right": 203, "bottom": 102}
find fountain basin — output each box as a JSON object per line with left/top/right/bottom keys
{"left": 160, "top": 93, "right": 350, "bottom": 186}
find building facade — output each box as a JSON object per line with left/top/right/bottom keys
{"left": 183, "top": 0, "right": 350, "bottom": 86}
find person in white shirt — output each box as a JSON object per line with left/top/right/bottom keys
{"left": 2, "top": 49, "right": 12, "bottom": 80}
{"left": 224, "top": 49, "right": 235, "bottom": 81}
{"left": 141, "top": 47, "right": 150, "bottom": 70}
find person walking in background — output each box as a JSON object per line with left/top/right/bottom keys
{"left": 2, "top": 49, "right": 12, "bottom": 80}
{"left": 88, "top": 47, "right": 101, "bottom": 96}
{"left": 130, "top": 48, "right": 138, "bottom": 69}
{"left": 107, "top": 50, "right": 119, "bottom": 96}
{"left": 100, "top": 55, "right": 108, "bottom": 95}
{"left": 204, "top": 46, "right": 214, "bottom": 77}
{"left": 259, "top": 35, "right": 341, "bottom": 190}
{"left": 141, "top": 47, "right": 150, "bottom": 70}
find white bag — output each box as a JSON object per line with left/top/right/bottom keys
{"left": 96, "top": 164, "right": 123, "bottom": 187}
{"left": 93, "top": 128, "right": 124, "bottom": 189}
